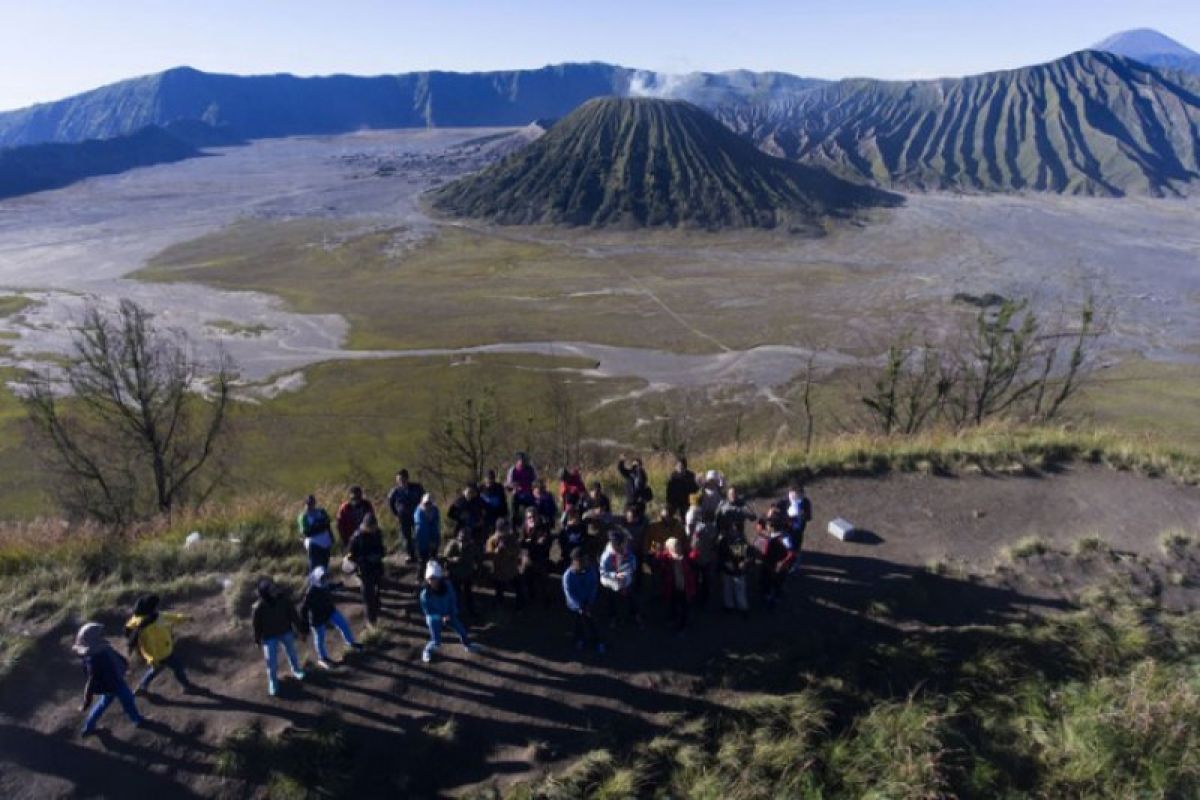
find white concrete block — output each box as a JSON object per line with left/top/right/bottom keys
{"left": 827, "top": 518, "right": 856, "bottom": 541}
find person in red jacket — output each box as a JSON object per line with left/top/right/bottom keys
{"left": 656, "top": 537, "right": 697, "bottom": 634}
{"left": 335, "top": 486, "right": 376, "bottom": 548}
{"left": 757, "top": 516, "right": 797, "bottom": 611}
{"left": 558, "top": 466, "right": 587, "bottom": 509}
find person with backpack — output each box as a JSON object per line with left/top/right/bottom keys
{"left": 336, "top": 486, "right": 376, "bottom": 549}
{"left": 419, "top": 561, "right": 480, "bottom": 663}
{"left": 486, "top": 518, "right": 524, "bottom": 611}
{"left": 443, "top": 525, "right": 482, "bottom": 618}
{"left": 562, "top": 547, "right": 604, "bottom": 654}
{"left": 617, "top": 455, "right": 653, "bottom": 512}
{"left": 387, "top": 470, "right": 424, "bottom": 564}
{"left": 348, "top": 514, "right": 386, "bottom": 628}
{"left": 413, "top": 493, "right": 442, "bottom": 592}
{"left": 505, "top": 452, "right": 538, "bottom": 525}
{"left": 124, "top": 594, "right": 193, "bottom": 696}
{"left": 478, "top": 469, "right": 509, "bottom": 533}
{"left": 75, "top": 622, "right": 145, "bottom": 736}
{"left": 665, "top": 458, "right": 699, "bottom": 522}
{"left": 656, "top": 538, "right": 697, "bottom": 634}
{"left": 599, "top": 530, "right": 641, "bottom": 627}
{"left": 298, "top": 494, "right": 334, "bottom": 571}
{"left": 300, "top": 566, "right": 363, "bottom": 669}
{"left": 251, "top": 578, "right": 307, "bottom": 696}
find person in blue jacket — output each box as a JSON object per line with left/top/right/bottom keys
{"left": 413, "top": 492, "right": 442, "bottom": 595}
{"left": 74, "top": 622, "right": 146, "bottom": 736}
{"left": 419, "top": 560, "right": 479, "bottom": 663}
{"left": 562, "top": 547, "right": 604, "bottom": 654}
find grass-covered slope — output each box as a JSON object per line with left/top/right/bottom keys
{"left": 430, "top": 97, "right": 901, "bottom": 230}
{"left": 722, "top": 51, "right": 1200, "bottom": 196}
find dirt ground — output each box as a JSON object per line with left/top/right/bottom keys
{"left": 2, "top": 465, "right": 1198, "bottom": 798}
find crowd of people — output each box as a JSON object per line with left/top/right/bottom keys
{"left": 69, "top": 452, "right": 812, "bottom": 736}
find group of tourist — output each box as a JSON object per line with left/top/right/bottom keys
{"left": 69, "top": 452, "right": 812, "bottom": 735}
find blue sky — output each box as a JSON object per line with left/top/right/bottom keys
{"left": 2, "top": 0, "right": 1199, "bottom": 111}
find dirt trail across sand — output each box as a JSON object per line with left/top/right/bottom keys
{"left": 2, "top": 465, "right": 1199, "bottom": 798}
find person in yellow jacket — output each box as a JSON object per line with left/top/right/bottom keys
{"left": 124, "top": 594, "right": 194, "bottom": 695}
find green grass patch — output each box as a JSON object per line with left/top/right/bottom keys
{"left": 0, "top": 295, "right": 35, "bottom": 318}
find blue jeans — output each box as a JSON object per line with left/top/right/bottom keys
{"left": 424, "top": 614, "right": 470, "bottom": 657}
{"left": 83, "top": 682, "right": 142, "bottom": 733}
{"left": 137, "top": 651, "right": 190, "bottom": 691}
{"left": 313, "top": 610, "right": 356, "bottom": 662}
{"left": 262, "top": 632, "right": 304, "bottom": 690}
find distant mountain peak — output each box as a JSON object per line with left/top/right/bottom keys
{"left": 1093, "top": 28, "right": 1199, "bottom": 59}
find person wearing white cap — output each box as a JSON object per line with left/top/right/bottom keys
{"left": 419, "top": 560, "right": 479, "bottom": 663}
{"left": 74, "top": 622, "right": 145, "bottom": 736}
{"left": 299, "top": 566, "right": 364, "bottom": 670}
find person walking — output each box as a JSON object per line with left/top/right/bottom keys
{"left": 656, "top": 538, "right": 697, "bottom": 634}
{"left": 387, "top": 470, "right": 425, "bottom": 564}
{"left": 75, "top": 622, "right": 145, "bottom": 736}
{"left": 251, "top": 578, "right": 307, "bottom": 696}
{"left": 124, "top": 594, "right": 193, "bottom": 696}
{"left": 348, "top": 514, "right": 386, "bottom": 628}
{"left": 413, "top": 493, "right": 442, "bottom": 592}
{"left": 486, "top": 518, "right": 524, "bottom": 611}
{"left": 300, "top": 567, "right": 363, "bottom": 669}
{"left": 665, "top": 458, "right": 699, "bottom": 522}
{"left": 298, "top": 494, "right": 334, "bottom": 571}
{"left": 562, "top": 548, "right": 604, "bottom": 654}
{"left": 443, "top": 526, "right": 482, "bottom": 618}
{"left": 336, "top": 486, "right": 376, "bottom": 549}
{"left": 419, "top": 561, "right": 479, "bottom": 663}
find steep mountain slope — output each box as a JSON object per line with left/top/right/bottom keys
{"left": 1094, "top": 28, "right": 1200, "bottom": 75}
{"left": 429, "top": 97, "right": 900, "bottom": 230}
{"left": 0, "top": 126, "right": 202, "bottom": 199}
{"left": 720, "top": 50, "right": 1200, "bottom": 196}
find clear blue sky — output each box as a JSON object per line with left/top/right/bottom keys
{"left": 3, "top": 0, "right": 1199, "bottom": 111}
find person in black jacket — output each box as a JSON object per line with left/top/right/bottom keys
{"left": 665, "top": 458, "right": 699, "bottom": 522}
{"left": 251, "top": 578, "right": 307, "bottom": 696}
{"left": 617, "top": 455, "right": 653, "bottom": 512}
{"left": 478, "top": 469, "right": 509, "bottom": 533}
{"left": 348, "top": 514, "right": 386, "bottom": 628}
{"left": 300, "top": 567, "right": 363, "bottom": 669}
{"left": 386, "top": 469, "right": 424, "bottom": 563}
{"left": 448, "top": 484, "right": 486, "bottom": 539}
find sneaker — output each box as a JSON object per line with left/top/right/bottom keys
{"left": 291, "top": 670, "right": 307, "bottom": 681}
{"left": 316, "top": 659, "right": 333, "bottom": 671}
{"left": 421, "top": 649, "right": 433, "bottom": 663}
{"left": 268, "top": 681, "right": 279, "bottom": 697}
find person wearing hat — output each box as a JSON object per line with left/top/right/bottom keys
{"left": 486, "top": 518, "right": 524, "bottom": 611}
{"left": 599, "top": 529, "right": 641, "bottom": 628}
{"left": 300, "top": 567, "right": 363, "bottom": 669}
{"left": 655, "top": 537, "right": 698, "bottom": 634}
{"left": 413, "top": 493, "right": 442, "bottom": 595}
{"left": 75, "top": 622, "right": 145, "bottom": 736}
{"left": 419, "top": 560, "right": 479, "bottom": 663}
{"left": 562, "top": 547, "right": 604, "bottom": 654}
{"left": 505, "top": 452, "right": 538, "bottom": 526}
{"left": 336, "top": 486, "right": 376, "bottom": 549}
{"left": 251, "top": 578, "right": 307, "bottom": 696}
{"left": 348, "top": 514, "right": 386, "bottom": 628}
{"left": 124, "top": 594, "right": 193, "bottom": 696}
{"left": 387, "top": 469, "right": 425, "bottom": 564}
{"left": 298, "top": 494, "right": 334, "bottom": 571}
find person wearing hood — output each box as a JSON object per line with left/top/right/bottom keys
{"left": 298, "top": 494, "right": 334, "bottom": 571}
{"left": 75, "top": 622, "right": 145, "bottom": 736}
{"left": 300, "top": 566, "right": 363, "bottom": 669}
{"left": 336, "top": 486, "right": 376, "bottom": 549}
{"left": 251, "top": 578, "right": 307, "bottom": 696}
{"left": 599, "top": 529, "right": 641, "bottom": 628}
{"left": 413, "top": 492, "right": 442, "bottom": 592}
{"left": 348, "top": 514, "right": 386, "bottom": 628}
{"left": 665, "top": 458, "right": 699, "bottom": 522}
{"left": 124, "top": 594, "right": 192, "bottom": 696}
{"left": 419, "top": 561, "right": 479, "bottom": 663}
{"left": 562, "top": 547, "right": 604, "bottom": 654}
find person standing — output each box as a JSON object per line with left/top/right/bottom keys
{"left": 558, "top": 466, "right": 587, "bottom": 510}
{"left": 656, "top": 538, "right": 697, "bottom": 634}
{"left": 298, "top": 495, "right": 334, "bottom": 571}
{"left": 419, "top": 562, "right": 479, "bottom": 663}
{"left": 665, "top": 458, "right": 699, "bottom": 522}
{"left": 558, "top": 508, "right": 589, "bottom": 572}
{"left": 617, "top": 455, "right": 653, "bottom": 512}
{"left": 443, "top": 526, "right": 482, "bottom": 618}
{"left": 505, "top": 452, "right": 538, "bottom": 525}
{"left": 251, "top": 578, "right": 307, "bottom": 696}
{"left": 486, "top": 518, "right": 524, "bottom": 611}
{"left": 448, "top": 484, "right": 486, "bottom": 540}
{"left": 74, "top": 622, "right": 145, "bottom": 736}
{"left": 786, "top": 485, "right": 813, "bottom": 564}
{"left": 336, "top": 486, "right": 375, "bottom": 550}
{"left": 599, "top": 530, "right": 641, "bottom": 627}
{"left": 124, "top": 594, "right": 193, "bottom": 696}
{"left": 562, "top": 548, "right": 604, "bottom": 654}
{"left": 348, "top": 515, "right": 386, "bottom": 629}
{"left": 757, "top": 517, "right": 797, "bottom": 611}
{"left": 712, "top": 487, "right": 757, "bottom": 608}
{"left": 413, "top": 493, "right": 442, "bottom": 592}
{"left": 300, "top": 567, "right": 363, "bottom": 669}
{"left": 717, "top": 528, "right": 752, "bottom": 618}
{"left": 478, "top": 469, "right": 509, "bottom": 533}
{"left": 519, "top": 507, "right": 554, "bottom": 605}
{"left": 387, "top": 470, "right": 424, "bottom": 564}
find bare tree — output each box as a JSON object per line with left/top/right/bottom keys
{"left": 798, "top": 354, "right": 819, "bottom": 453}
{"left": 540, "top": 374, "right": 587, "bottom": 470}
{"left": 861, "top": 336, "right": 952, "bottom": 435}
{"left": 21, "top": 300, "right": 234, "bottom": 524}
{"left": 417, "top": 385, "right": 505, "bottom": 495}
{"left": 645, "top": 393, "right": 699, "bottom": 459}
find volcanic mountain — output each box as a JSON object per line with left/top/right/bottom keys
{"left": 1094, "top": 28, "right": 1200, "bottom": 75}
{"left": 428, "top": 97, "right": 901, "bottom": 231}
{"left": 720, "top": 50, "right": 1200, "bottom": 196}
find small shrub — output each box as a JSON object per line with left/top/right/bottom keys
{"left": 1003, "top": 535, "right": 1049, "bottom": 562}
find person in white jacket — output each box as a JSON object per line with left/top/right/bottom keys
{"left": 599, "top": 530, "right": 641, "bottom": 628}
